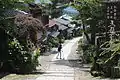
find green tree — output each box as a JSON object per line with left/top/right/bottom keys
{"left": 73, "top": 0, "right": 105, "bottom": 44}
{"left": 0, "top": 0, "right": 42, "bottom": 73}
{"left": 41, "top": 0, "right": 67, "bottom": 18}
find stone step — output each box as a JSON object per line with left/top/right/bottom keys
{"left": 40, "top": 70, "right": 74, "bottom": 77}
{"left": 44, "top": 70, "right": 74, "bottom": 74}
{"left": 36, "top": 76, "right": 74, "bottom": 80}
{"left": 42, "top": 73, "right": 74, "bottom": 77}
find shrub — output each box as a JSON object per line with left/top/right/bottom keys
{"left": 0, "top": 38, "right": 40, "bottom": 73}
{"left": 78, "top": 39, "right": 96, "bottom": 63}
{"left": 48, "top": 37, "right": 59, "bottom": 47}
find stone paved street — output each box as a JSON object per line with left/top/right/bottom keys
{"left": 36, "top": 37, "right": 81, "bottom": 80}
{"left": 35, "top": 37, "right": 99, "bottom": 80}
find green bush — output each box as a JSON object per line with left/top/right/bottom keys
{"left": 0, "top": 38, "right": 40, "bottom": 73}
{"left": 78, "top": 39, "right": 96, "bottom": 63}
{"left": 59, "top": 38, "right": 65, "bottom": 43}
{"left": 93, "top": 40, "right": 120, "bottom": 78}
{"left": 48, "top": 37, "right": 59, "bottom": 47}
{"left": 89, "top": 39, "right": 120, "bottom": 78}
{"left": 78, "top": 41, "right": 103, "bottom": 77}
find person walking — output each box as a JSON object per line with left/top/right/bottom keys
{"left": 56, "top": 43, "right": 62, "bottom": 59}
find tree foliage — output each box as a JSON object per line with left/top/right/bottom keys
{"left": 73, "top": 0, "right": 105, "bottom": 44}
{"left": 41, "top": 0, "right": 67, "bottom": 18}
{"left": 0, "top": 0, "right": 33, "bottom": 14}
{"left": 99, "top": 40, "right": 120, "bottom": 64}
{"left": 0, "top": 0, "right": 42, "bottom": 73}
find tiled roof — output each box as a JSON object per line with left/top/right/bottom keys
{"left": 48, "top": 19, "right": 69, "bottom": 30}
{"left": 54, "top": 18, "right": 70, "bottom": 25}
{"left": 59, "top": 24, "right": 68, "bottom": 30}
{"left": 49, "top": 31, "right": 60, "bottom": 37}
{"left": 3, "top": 9, "right": 28, "bottom": 17}
{"left": 56, "top": 22, "right": 68, "bottom": 30}
{"left": 49, "top": 20, "right": 56, "bottom": 27}
{"left": 67, "top": 28, "right": 74, "bottom": 33}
